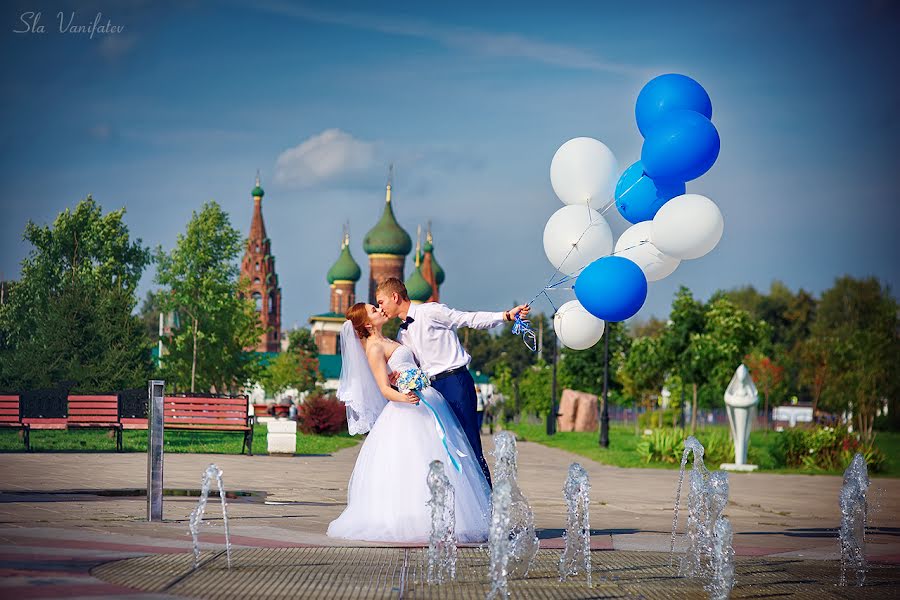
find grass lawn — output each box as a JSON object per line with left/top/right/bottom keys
{"left": 0, "top": 424, "right": 359, "bottom": 456}
{"left": 504, "top": 422, "right": 900, "bottom": 478}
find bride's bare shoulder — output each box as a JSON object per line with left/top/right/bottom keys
{"left": 363, "top": 338, "right": 387, "bottom": 359}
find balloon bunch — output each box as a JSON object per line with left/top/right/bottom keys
{"left": 539, "top": 74, "right": 725, "bottom": 351}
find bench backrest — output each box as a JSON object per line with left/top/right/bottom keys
{"left": 164, "top": 396, "right": 249, "bottom": 427}
{"left": 0, "top": 395, "right": 21, "bottom": 424}
{"left": 67, "top": 394, "right": 119, "bottom": 424}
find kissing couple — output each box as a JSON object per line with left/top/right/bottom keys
{"left": 327, "top": 277, "right": 529, "bottom": 543}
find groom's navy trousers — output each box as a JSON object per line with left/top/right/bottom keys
{"left": 432, "top": 369, "right": 492, "bottom": 487}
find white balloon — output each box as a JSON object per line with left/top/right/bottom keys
{"left": 614, "top": 221, "right": 680, "bottom": 282}
{"left": 543, "top": 205, "right": 613, "bottom": 276}
{"left": 550, "top": 137, "right": 619, "bottom": 207}
{"left": 650, "top": 194, "right": 724, "bottom": 260}
{"left": 553, "top": 300, "right": 605, "bottom": 350}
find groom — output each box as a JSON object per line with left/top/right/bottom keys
{"left": 375, "top": 277, "right": 529, "bottom": 486}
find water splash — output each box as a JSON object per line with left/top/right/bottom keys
{"left": 704, "top": 471, "right": 734, "bottom": 599}
{"left": 559, "top": 463, "right": 591, "bottom": 587}
{"left": 426, "top": 460, "right": 457, "bottom": 583}
{"left": 188, "top": 464, "right": 232, "bottom": 569}
{"left": 671, "top": 436, "right": 707, "bottom": 559}
{"left": 839, "top": 452, "right": 869, "bottom": 587}
{"left": 487, "top": 479, "right": 512, "bottom": 600}
{"left": 706, "top": 515, "right": 735, "bottom": 600}
{"left": 491, "top": 432, "right": 539, "bottom": 577}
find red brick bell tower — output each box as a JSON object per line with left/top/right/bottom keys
{"left": 240, "top": 172, "right": 282, "bottom": 353}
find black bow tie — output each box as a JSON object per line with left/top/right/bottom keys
{"left": 399, "top": 316, "right": 415, "bottom": 330}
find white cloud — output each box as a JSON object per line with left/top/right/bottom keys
{"left": 274, "top": 129, "right": 376, "bottom": 188}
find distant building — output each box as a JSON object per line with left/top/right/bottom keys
{"left": 363, "top": 167, "right": 413, "bottom": 304}
{"left": 239, "top": 173, "right": 282, "bottom": 352}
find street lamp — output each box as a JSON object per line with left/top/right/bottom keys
{"left": 546, "top": 335, "right": 558, "bottom": 436}
{"left": 599, "top": 328, "right": 610, "bottom": 448}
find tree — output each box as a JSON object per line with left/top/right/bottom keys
{"left": 518, "top": 360, "right": 553, "bottom": 417}
{"left": 811, "top": 276, "right": 899, "bottom": 438}
{"left": 559, "top": 321, "right": 630, "bottom": 399}
{"left": 0, "top": 197, "right": 153, "bottom": 391}
{"left": 619, "top": 335, "right": 667, "bottom": 423}
{"left": 796, "top": 336, "right": 830, "bottom": 418}
{"left": 154, "top": 202, "right": 263, "bottom": 393}
{"left": 657, "top": 288, "right": 706, "bottom": 431}
{"left": 744, "top": 351, "right": 785, "bottom": 430}
{"left": 260, "top": 328, "right": 321, "bottom": 397}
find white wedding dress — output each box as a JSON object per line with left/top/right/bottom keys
{"left": 327, "top": 345, "right": 491, "bottom": 543}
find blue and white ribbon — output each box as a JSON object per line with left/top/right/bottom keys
{"left": 511, "top": 314, "right": 538, "bottom": 352}
{"left": 415, "top": 392, "right": 468, "bottom": 473}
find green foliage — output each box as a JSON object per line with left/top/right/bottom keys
{"left": 635, "top": 428, "right": 732, "bottom": 465}
{"left": 260, "top": 328, "right": 322, "bottom": 397}
{"left": 518, "top": 360, "right": 552, "bottom": 416}
{"left": 0, "top": 197, "right": 153, "bottom": 391}
{"left": 774, "top": 426, "right": 887, "bottom": 473}
{"left": 638, "top": 408, "right": 678, "bottom": 430}
{"left": 559, "top": 321, "right": 630, "bottom": 399}
{"left": 155, "top": 202, "right": 264, "bottom": 394}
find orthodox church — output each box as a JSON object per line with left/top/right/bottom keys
{"left": 309, "top": 171, "right": 445, "bottom": 374}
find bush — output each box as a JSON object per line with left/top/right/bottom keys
{"left": 774, "top": 426, "right": 887, "bottom": 473}
{"left": 297, "top": 393, "right": 347, "bottom": 435}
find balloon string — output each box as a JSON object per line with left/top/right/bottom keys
{"left": 611, "top": 173, "right": 646, "bottom": 207}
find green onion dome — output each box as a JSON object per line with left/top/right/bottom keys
{"left": 363, "top": 186, "right": 412, "bottom": 256}
{"left": 405, "top": 266, "right": 433, "bottom": 303}
{"left": 252, "top": 184, "right": 264, "bottom": 198}
{"left": 421, "top": 236, "right": 445, "bottom": 285}
{"left": 327, "top": 242, "right": 361, "bottom": 283}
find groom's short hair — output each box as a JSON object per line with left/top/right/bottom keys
{"left": 376, "top": 277, "right": 409, "bottom": 302}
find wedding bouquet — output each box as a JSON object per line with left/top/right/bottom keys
{"left": 395, "top": 368, "right": 430, "bottom": 393}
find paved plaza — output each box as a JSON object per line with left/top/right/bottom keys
{"left": 0, "top": 435, "right": 898, "bottom": 598}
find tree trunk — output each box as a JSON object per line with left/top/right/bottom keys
{"left": 763, "top": 391, "right": 769, "bottom": 431}
{"left": 690, "top": 383, "right": 697, "bottom": 434}
{"left": 191, "top": 317, "right": 199, "bottom": 393}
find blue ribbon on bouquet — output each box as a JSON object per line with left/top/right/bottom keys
{"left": 511, "top": 314, "right": 537, "bottom": 352}
{"left": 414, "top": 391, "right": 467, "bottom": 473}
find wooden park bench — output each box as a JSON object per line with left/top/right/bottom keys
{"left": 65, "top": 394, "right": 124, "bottom": 452}
{"left": 0, "top": 394, "right": 29, "bottom": 450}
{"left": 163, "top": 395, "right": 253, "bottom": 455}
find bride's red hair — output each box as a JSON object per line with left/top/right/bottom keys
{"left": 346, "top": 303, "right": 371, "bottom": 339}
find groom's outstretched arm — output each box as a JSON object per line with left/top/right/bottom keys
{"left": 432, "top": 303, "right": 530, "bottom": 330}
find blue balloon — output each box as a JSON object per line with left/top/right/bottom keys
{"left": 636, "top": 74, "right": 712, "bottom": 137}
{"left": 615, "top": 161, "right": 686, "bottom": 224}
{"left": 574, "top": 256, "right": 648, "bottom": 322}
{"left": 641, "top": 110, "right": 720, "bottom": 183}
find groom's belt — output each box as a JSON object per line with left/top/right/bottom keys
{"left": 430, "top": 365, "right": 468, "bottom": 382}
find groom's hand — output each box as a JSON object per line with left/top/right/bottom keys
{"left": 388, "top": 371, "right": 399, "bottom": 386}
{"left": 507, "top": 304, "right": 530, "bottom": 321}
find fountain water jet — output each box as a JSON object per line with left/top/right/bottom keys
{"left": 491, "top": 432, "right": 539, "bottom": 577}
{"left": 559, "top": 463, "right": 591, "bottom": 586}
{"left": 671, "top": 436, "right": 708, "bottom": 560}
{"left": 487, "top": 479, "right": 512, "bottom": 600}
{"left": 426, "top": 460, "right": 457, "bottom": 583}
{"left": 704, "top": 471, "right": 734, "bottom": 599}
{"left": 188, "top": 464, "right": 232, "bottom": 569}
{"left": 839, "top": 452, "right": 869, "bottom": 587}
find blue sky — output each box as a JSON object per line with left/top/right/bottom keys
{"left": 2, "top": 0, "right": 898, "bottom": 329}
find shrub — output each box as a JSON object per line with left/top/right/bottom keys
{"left": 636, "top": 428, "right": 684, "bottom": 464}
{"left": 636, "top": 428, "right": 733, "bottom": 466}
{"left": 774, "top": 426, "right": 886, "bottom": 473}
{"left": 297, "top": 393, "right": 347, "bottom": 435}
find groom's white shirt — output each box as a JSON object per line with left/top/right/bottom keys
{"left": 397, "top": 302, "right": 506, "bottom": 377}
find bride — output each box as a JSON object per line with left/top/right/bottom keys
{"left": 327, "top": 303, "right": 491, "bottom": 543}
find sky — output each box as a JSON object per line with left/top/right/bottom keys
{"left": 2, "top": 0, "right": 899, "bottom": 329}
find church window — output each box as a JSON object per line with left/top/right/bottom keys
{"left": 252, "top": 292, "right": 262, "bottom": 312}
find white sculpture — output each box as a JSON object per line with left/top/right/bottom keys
{"left": 721, "top": 364, "right": 759, "bottom": 472}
